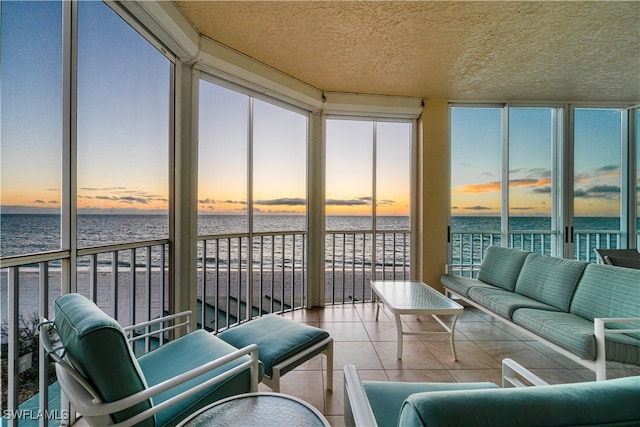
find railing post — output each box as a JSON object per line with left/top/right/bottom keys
{"left": 7, "top": 267, "right": 19, "bottom": 427}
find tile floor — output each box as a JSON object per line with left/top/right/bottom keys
{"left": 73, "top": 302, "right": 640, "bottom": 427}
{"left": 273, "top": 302, "right": 640, "bottom": 427}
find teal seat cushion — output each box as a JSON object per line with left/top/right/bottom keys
{"left": 514, "top": 254, "right": 587, "bottom": 311}
{"left": 138, "top": 329, "right": 260, "bottom": 427}
{"left": 54, "top": 293, "right": 153, "bottom": 427}
{"left": 469, "top": 287, "right": 560, "bottom": 319}
{"left": 440, "top": 274, "right": 498, "bottom": 298}
{"left": 363, "top": 381, "right": 498, "bottom": 427}
{"left": 218, "top": 314, "right": 330, "bottom": 377}
{"left": 477, "top": 246, "right": 530, "bottom": 291}
{"left": 512, "top": 309, "right": 640, "bottom": 363}
{"left": 570, "top": 263, "right": 640, "bottom": 339}
{"left": 398, "top": 376, "right": 640, "bottom": 427}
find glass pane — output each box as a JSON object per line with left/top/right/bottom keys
{"left": 376, "top": 122, "right": 411, "bottom": 230}
{"left": 573, "top": 108, "right": 622, "bottom": 259}
{"left": 450, "top": 107, "right": 502, "bottom": 229}
{"left": 77, "top": 1, "right": 170, "bottom": 247}
{"left": 253, "top": 100, "right": 307, "bottom": 233}
{"left": 325, "top": 119, "right": 373, "bottom": 231}
{"left": 508, "top": 108, "right": 554, "bottom": 254}
{"left": 1, "top": 1, "right": 62, "bottom": 257}
{"left": 198, "top": 81, "right": 249, "bottom": 235}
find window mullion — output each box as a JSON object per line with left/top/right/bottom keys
{"left": 501, "top": 106, "right": 509, "bottom": 247}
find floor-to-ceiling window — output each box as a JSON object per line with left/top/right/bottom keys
{"left": 573, "top": 108, "right": 624, "bottom": 260}
{"left": 449, "top": 107, "right": 502, "bottom": 272}
{"left": 1, "top": 0, "right": 63, "bottom": 414}
{"left": 449, "top": 104, "right": 637, "bottom": 273}
{"left": 508, "top": 107, "right": 559, "bottom": 256}
{"left": 197, "top": 78, "right": 308, "bottom": 328}
{"left": 1, "top": 0, "right": 173, "bottom": 414}
{"left": 1, "top": 1, "right": 63, "bottom": 257}
{"left": 325, "top": 118, "right": 413, "bottom": 303}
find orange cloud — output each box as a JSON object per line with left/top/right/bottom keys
{"left": 456, "top": 178, "right": 552, "bottom": 194}
{"left": 509, "top": 178, "right": 551, "bottom": 188}
{"left": 455, "top": 181, "right": 501, "bottom": 194}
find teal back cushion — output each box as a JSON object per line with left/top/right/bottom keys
{"left": 398, "top": 376, "right": 640, "bottom": 427}
{"left": 571, "top": 264, "right": 640, "bottom": 339}
{"left": 515, "top": 254, "right": 588, "bottom": 311}
{"left": 477, "top": 246, "right": 529, "bottom": 291}
{"left": 54, "top": 293, "right": 154, "bottom": 426}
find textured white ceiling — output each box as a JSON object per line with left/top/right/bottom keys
{"left": 175, "top": 1, "right": 640, "bottom": 102}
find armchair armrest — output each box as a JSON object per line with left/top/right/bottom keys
{"left": 343, "top": 364, "right": 377, "bottom": 427}
{"left": 502, "top": 358, "right": 548, "bottom": 388}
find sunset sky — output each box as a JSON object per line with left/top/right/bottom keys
{"left": 1, "top": 1, "right": 636, "bottom": 220}
{"left": 451, "top": 106, "right": 632, "bottom": 218}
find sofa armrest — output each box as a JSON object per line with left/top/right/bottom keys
{"left": 502, "top": 358, "right": 548, "bottom": 388}
{"left": 594, "top": 317, "right": 640, "bottom": 380}
{"left": 343, "top": 364, "right": 377, "bottom": 427}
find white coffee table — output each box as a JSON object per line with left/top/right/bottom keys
{"left": 371, "top": 280, "right": 464, "bottom": 360}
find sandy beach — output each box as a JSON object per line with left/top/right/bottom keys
{"left": 0, "top": 268, "right": 397, "bottom": 328}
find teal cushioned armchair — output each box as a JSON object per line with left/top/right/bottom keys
{"left": 40, "top": 293, "right": 261, "bottom": 427}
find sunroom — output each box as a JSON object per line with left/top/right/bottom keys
{"left": 1, "top": 1, "right": 639, "bottom": 426}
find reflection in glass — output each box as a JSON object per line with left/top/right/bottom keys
{"left": 326, "top": 120, "right": 373, "bottom": 230}
{"left": 198, "top": 82, "right": 249, "bottom": 235}
{"left": 76, "top": 1, "right": 170, "bottom": 246}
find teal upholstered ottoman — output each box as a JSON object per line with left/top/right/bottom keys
{"left": 218, "top": 314, "right": 333, "bottom": 392}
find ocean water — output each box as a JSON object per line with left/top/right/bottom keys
{"left": 0, "top": 213, "right": 629, "bottom": 263}
{"left": 0, "top": 214, "right": 412, "bottom": 271}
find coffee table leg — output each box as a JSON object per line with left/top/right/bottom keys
{"left": 450, "top": 314, "right": 460, "bottom": 361}
{"left": 374, "top": 292, "right": 381, "bottom": 321}
{"left": 395, "top": 313, "right": 404, "bottom": 359}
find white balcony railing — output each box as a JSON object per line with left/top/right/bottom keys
{"left": 2, "top": 228, "right": 412, "bottom": 423}
{"left": 449, "top": 229, "right": 637, "bottom": 277}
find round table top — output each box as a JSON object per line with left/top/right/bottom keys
{"left": 178, "top": 392, "right": 330, "bottom": 427}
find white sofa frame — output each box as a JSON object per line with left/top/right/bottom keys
{"left": 444, "top": 287, "right": 640, "bottom": 381}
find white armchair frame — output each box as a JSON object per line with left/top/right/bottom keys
{"left": 40, "top": 311, "right": 260, "bottom": 427}
{"left": 343, "top": 358, "right": 548, "bottom": 427}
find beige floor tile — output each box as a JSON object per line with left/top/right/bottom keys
{"left": 373, "top": 341, "right": 445, "bottom": 370}
{"left": 321, "top": 321, "right": 370, "bottom": 341}
{"left": 333, "top": 341, "right": 384, "bottom": 370}
{"left": 426, "top": 341, "right": 501, "bottom": 370}
{"left": 474, "top": 340, "right": 565, "bottom": 369}
{"left": 362, "top": 320, "right": 419, "bottom": 342}
{"left": 355, "top": 302, "right": 388, "bottom": 322}
{"left": 318, "top": 305, "right": 362, "bottom": 322}
{"left": 455, "top": 321, "right": 522, "bottom": 341}
{"left": 448, "top": 369, "right": 502, "bottom": 384}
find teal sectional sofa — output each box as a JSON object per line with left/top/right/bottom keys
{"left": 441, "top": 246, "right": 640, "bottom": 380}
